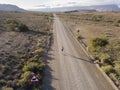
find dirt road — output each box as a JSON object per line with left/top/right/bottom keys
{"left": 43, "top": 14, "right": 115, "bottom": 90}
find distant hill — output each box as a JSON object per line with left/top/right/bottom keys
{"left": 64, "top": 9, "right": 96, "bottom": 13}
{"left": 0, "top": 4, "right": 25, "bottom": 11}
{"left": 31, "top": 4, "right": 120, "bottom": 12}
{"left": 87, "top": 4, "right": 120, "bottom": 11}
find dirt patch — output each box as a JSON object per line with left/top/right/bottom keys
{"left": 58, "top": 12, "right": 120, "bottom": 44}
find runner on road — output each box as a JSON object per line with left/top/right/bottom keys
{"left": 61, "top": 46, "right": 64, "bottom": 51}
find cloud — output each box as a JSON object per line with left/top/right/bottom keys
{"left": 32, "top": 0, "right": 120, "bottom": 9}
{"left": 2, "top": 0, "right": 119, "bottom": 9}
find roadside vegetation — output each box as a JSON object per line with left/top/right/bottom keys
{"left": 0, "top": 11, "right": 53, "bottom": 90}
{"left": 58, "top": 12, "right": 120, "bottom": 89}
{"left": 89, "top": 37, "right": 120, "bottom": 88}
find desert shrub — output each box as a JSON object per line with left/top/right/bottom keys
{"left": 48, "top": 32, "right": 53, "bottom": 36}
{"left": 18, "top": 23, "right": 29, "bottom": 32}
{"left": 90, "top": 37, "right": 108, "bottom": 47}
{"left": 7, "top": 23, "right": 18, "bottom": 31}
{"left": 5, "top": 75, "right": 13, "bottom": 80}
{"left": 0, "top": 79, "right": 6, "bottom": 85}
{"left": 76, "top": 34, "right": 83, "bottom": 40}
{"left": 6, "top": 19, "right": 18, "bottom": 26}
{"left": 89, "top": 37, "right": 108, "bottom": 52}
{"left": 37, "top": 42, "right": 42, "bottom": 47}
{"left": 32, "top": 55, "right": 39, "bottom": 61}
{"left": 114, "top": 64, "right": 120, "bottom": 76}
{"left": 18, "top": 71, "right": 35, "bottom": 90}
{"left": 0, "top": 72, "right": 4, "bottom": 78}
{"left": 114, "top": 23, "right": 120, "bottom": 27}
{"left": 101, "top": 65, "right": 113, "bottom": 74}
{"left": 34, "top": 48, "right": 44, "bottom": 55}
{"left": 94, "top": 60, "right": 100, "bottom": 64}
{"left": 2, "top": 65, "right": 10, "bottom": 74}
{"left": 39, "top": 30, "right": 49, "bottom": 35}
{"left": 92, "top": 15, "right": 103, "bottom": 22}
{"left": 23, "top": 62, "right": 45, "bottom": 73}
{"left": 19, "top": 61, "right": 45, "bottom": 89}
{"left": 6, "top": 19, "right": 19, "bottom": 31}
{"left": 6, "top": 19, "right": 29, "bottom": 32}
{"left": 23, "top": 62, "right": 39, "bottom": 72}
{"left": 109, "top": 73, "right": 120, "bottom": 87}
{"left": 109, "top": 73, "right": 118, "bottom": 84}
{"left": 99, "top": 53, "right": 111, "bottom": 64}
{"left": 18, "top": 71, "right": 32, "bottom": 86}
{"left": 106, "top": 39, "right": 120, "bottom": 61}
{"left": 2, "top": 86, "right": 14, "bottom": 90}
{"left": 116, "top": 20, "right": 120, "bottom": 23}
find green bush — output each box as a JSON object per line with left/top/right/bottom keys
{"left": 101, "top": 65, "right": 113, "bottom": 74}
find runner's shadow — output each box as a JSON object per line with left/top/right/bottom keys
{"left": 63, "top": 52, "right": 94, "bottom": 64}
{"left": 43, "top": 64, "right": 59, "bottom": 90}
{"left": 43, "top": 35, "right": 58, "bottom": 90}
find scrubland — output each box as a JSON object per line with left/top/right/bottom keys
{"left": 0, "top": 11, "right": 53, "bottom": 90}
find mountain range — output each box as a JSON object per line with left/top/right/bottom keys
{"left": 31, "top": 4, "right": 120, "bottom": 12}
{"left": 0, "top": 4, "right": 25, "bottom": 11}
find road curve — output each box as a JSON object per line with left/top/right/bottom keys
{"left": 43, "top": 14, "right": 114, "bottom": 90}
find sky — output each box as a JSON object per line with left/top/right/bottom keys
{"left": 0, "top": 0, "right": 120, "bottom": 9}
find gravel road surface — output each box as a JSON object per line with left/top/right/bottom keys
{"left": 43, "top": 14, "right": 114, "bottom": 90}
